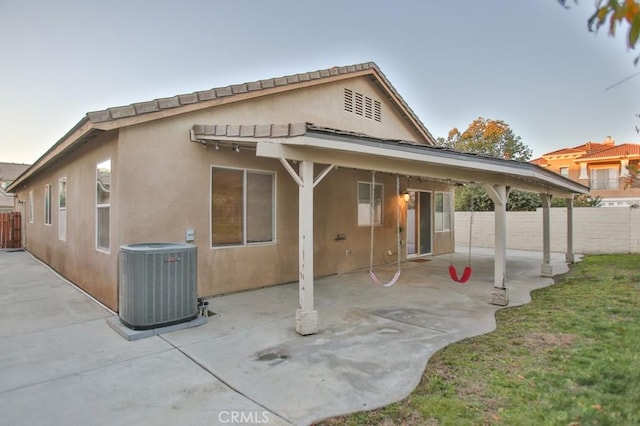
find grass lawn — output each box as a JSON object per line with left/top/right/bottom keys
{"left": 321, "top": 254, "right": 640, "bottom": 425}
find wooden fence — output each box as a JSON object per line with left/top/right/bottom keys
{"left": 0, "top": 212, "right": 21, "bottom": 249}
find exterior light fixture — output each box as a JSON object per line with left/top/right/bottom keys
{"left": 215, "top": 143, "right": 220, "bottom": 151}
{"left": 233, "top": 144, "right": 240, "bottom": 153}
{"left": 402, "top": 190, "right": 410, "bottom": 202}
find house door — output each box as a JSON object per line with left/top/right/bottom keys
{"left": 406, "top": 190, "right": 432, "bottom": 256}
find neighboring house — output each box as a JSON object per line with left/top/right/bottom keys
{"left": 0, "top": 162, "right": 30, "bottom": 212}
{"left": 531, "top": 136, "right": 640, "bottom": 207}
{"left": 8, "top": 62, "right": 586, "bottom": 335}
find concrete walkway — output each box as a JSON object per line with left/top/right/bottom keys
{"left": 0, "top": 248, "right": 572, "bottom": 425}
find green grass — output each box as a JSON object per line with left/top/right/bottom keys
{"left": 321, "top": 254, "right": 640, "bottom": 425}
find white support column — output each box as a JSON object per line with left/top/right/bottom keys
{"left": 541, "top": 193, "right": 553, "bottom": 277}
{"left": 565, "top": 197, "right": 575, "bottom": 263}
{"left": 296, "top": 160, "right": 318, "bottom": 335}
{"left": 483, "top": 184, "right": 509, "bottom": 306}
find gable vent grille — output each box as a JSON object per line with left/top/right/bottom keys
{"left": 344, "top": 88, "right": 353, "bottom": 113}
{"left": 344, "top": 88, "right": 382, "bottom": 122}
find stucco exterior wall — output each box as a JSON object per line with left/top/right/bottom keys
{"left": 455, "top": 207, "right": 640, "bottom": 254}
{"left": 14, "top": 132, "right": 120, "bottom": 309}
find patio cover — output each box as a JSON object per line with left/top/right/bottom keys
{"left": 191, "top": 123, "right": 589, "bottom": 335}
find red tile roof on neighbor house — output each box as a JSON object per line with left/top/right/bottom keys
{"left": 577, "top": 143, "right": 640, "bottom": 161}
{"left": 542, "top": 142, "right": 611, "bottom": 157}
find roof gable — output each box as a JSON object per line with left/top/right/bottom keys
{"left": 9, "top": 62, "right": 436, "bottom": 192}
{"left": 86, "top": 62, "right": 435, "bottom": 144}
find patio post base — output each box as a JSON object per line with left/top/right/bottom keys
{"left": 541, "top": 263, "right": 553, "bottom": 277}
{"left": 296, "top": 309, "right": 319, "bottom": 335}
{"left": 490, "top": 287, "right": 509, "bottom": 306}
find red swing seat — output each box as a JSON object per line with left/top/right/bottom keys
{"left": 449, "top": 264, "right": 472, "bottom": 284}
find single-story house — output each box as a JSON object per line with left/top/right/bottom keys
{"left": 9, "top": 62, "right": 588, "bottom": 335}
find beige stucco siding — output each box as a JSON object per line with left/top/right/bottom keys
{"left": 15, "top": 132, "right": 119, "bottom": 309}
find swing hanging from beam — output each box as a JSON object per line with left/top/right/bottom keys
{"left": 368, "top": 171, "right": 402, "bottom": 287}
{"left": 449, "top": 196, "right": 474, "bottom": 284}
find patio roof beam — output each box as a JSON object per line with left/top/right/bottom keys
{"left": 256, "top": 140, "right": 585, "bottom": 198}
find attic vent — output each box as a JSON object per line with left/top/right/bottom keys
{"left": 344, "top": 88, "right": 382, "bottom": 123}
{"left": 344, "top": 89, "right": 353, "bottom": 113}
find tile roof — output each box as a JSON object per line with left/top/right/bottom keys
{"left": 577, "top": 143, "right": 640, "bottom": 160}
{"left": 0, "top": 162, "right": 30, "bottom": 181}
{"left": 530, "top": 157, "right": 548, "bottom": 166}
{"left": 542, "top": 142, "right": 610, "bottom": 157}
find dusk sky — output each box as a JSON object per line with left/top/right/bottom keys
{"left": 1, "top": 0, "right": 638, "bottom": 165}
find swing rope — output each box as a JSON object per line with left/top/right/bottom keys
{"left": 369, "top": 171, "right": 402, "bottom": 287}
{"left": 449, "top": 196, "right": 474, "bottom": 284}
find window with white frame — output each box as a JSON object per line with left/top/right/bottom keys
{"left": 559, "top": 167, "right": 569, "bottom": 178}
{"left": 590, "top": 168, "right": 619, "bottom": 190}
{"left": 357, "top": 181, "right": 383, "bottom": 226}
{"left": 44, "top": 184, "right": 52, "bottom": 225}
{"left": 435, "top": 191, "right": 452, "bottom": 232}
{"left": 96, "top": 159, "right": 111, "bottom": 251}
{"left": 211, "top": 166, "right": 275, "bottom": 247}
{"left": 59, "top": 178, "right": 67, "bottom": 241}
{"left": 29, "top": 190, "right": 34, "bottom": 223}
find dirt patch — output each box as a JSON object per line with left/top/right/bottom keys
{"left": 523, "top": 332, "right": 578, "bottom": 352}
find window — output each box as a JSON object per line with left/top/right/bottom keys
{"left": 435, "top": 191, "right": 452, "bottom": 232}
{"left": 590, "top": 168, "right": 619, "bottom": 190}
{"left": 211, "top": 167, "right": 275, "bottom": 247}
{"left": 96, "top": 159, "right": 111, "bottom": 251}
{"left": 559, "top": 167, "right": 569, "bottom": 178}
{"left": 59, "top": 178, "right": 67, "bottom": 241}
{"left": 44, "top": 184, "right": 52, "bottom": 225}
{"left": 28, "top": 190, "right": 34, "bottom": 223}
{"left": 358, "top": 182, "right": 383, "bottom": 226}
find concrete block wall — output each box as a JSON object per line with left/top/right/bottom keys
{"left": 455, "top": 207, "right": 640, "bottom": 254}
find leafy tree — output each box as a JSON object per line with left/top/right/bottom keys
{"left": 559, "top": 0, "right": 640, "bottom": 64}
{"left": 455, "top": 185, "right": 542, "bottom": 212}
{"left": 551, "top": 194, "right": 603, "bottom": 207}
{"left": 441, "top": 118, "right": 538, "bottom": 211}
{"left": 440, "top": 117, "right": 533, "bottom": 161}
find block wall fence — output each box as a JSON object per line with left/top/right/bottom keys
{"left": 455, "top": 207, "right": 640, "bottom": 254}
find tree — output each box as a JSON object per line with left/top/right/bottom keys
{"left": 440, "top": 117, "right": 532, "bottom": 161}
{"left": 440, "top": 117, "right": 539, "bottom": 211}
{"left": 559, "top": 0, "right": 640, "bottom": 64}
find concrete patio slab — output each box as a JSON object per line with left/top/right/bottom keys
{"left": 0, "top": 247, "right": 574, "bottom": 425}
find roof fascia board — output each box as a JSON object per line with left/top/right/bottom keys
{"left": 256, "top": 139, "right": 586, "bottom": 196}
{"left": 302, "top": 132, "right": 588, "bottom": 193}
{"left": 576, "top": 154, "right": 639, "bottom": 163}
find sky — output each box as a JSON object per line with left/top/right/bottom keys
{"left": 1, "top": 0, "right": 639, "bottom": 165}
